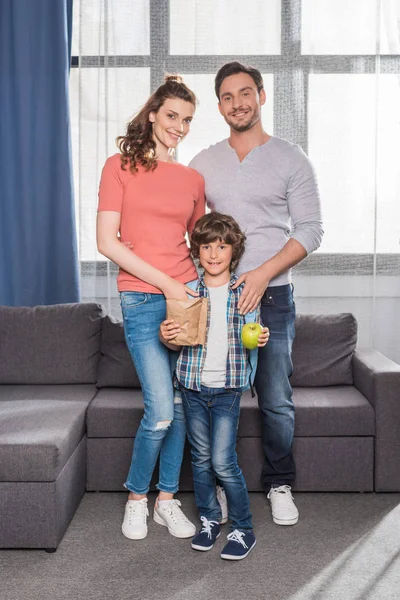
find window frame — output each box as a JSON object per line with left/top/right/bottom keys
{"left": 71, "top": 0, "right": 400, "bottom": 276}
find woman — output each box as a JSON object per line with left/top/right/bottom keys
{"left": 97, "top": 75, "right": 205, "bottom": 541}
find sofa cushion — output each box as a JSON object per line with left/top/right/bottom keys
{"left": 291, "top": 387, "right": 375, "bottom": 436}
{"left": 291, "top": 313, "right": 357, "bottom": 386}
{"left": 87, "top": 388, "right": 144, "bottom": 437}
{"left": 96, "top": 316, "right": 141, "bottom": 388}
{"left": 0, "top": 303, "right": 104, "bottom": 385}
{"left": 0, "top": 400, "right": 88, "bottom": 481}
{"left": 238, "top": 387, "right": 374, "bottom": 437}
{"left": 87, "top": 386, "right": 374, "bottom": 439}
{"left": 96, "top": 313, "right": 357, "bottom": 389}
{"left": 0, "top": 384, "right": 98, "bottom": 403}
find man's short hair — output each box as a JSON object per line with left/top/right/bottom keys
{"left": 215, "top": 61, "right": 264, "bottom": 99}
{"left": 190, "top": 212, "right": 246, "bottom": 272}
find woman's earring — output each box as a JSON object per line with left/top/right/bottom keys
{"left": 168, "top": 147, "right": 176, "bottom": 158}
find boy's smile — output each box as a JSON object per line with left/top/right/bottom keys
{"left": 199, "top": 239, "right": 233, "bottom": 287}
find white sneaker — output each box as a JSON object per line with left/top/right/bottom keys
{"left": 153, "top": 499, "right": 196, "bottom": 538}
{"left": 216, "top": 485, "right": 228, "bottom": 524}
{"left": 122, "top": 498, "right": 149, "bottom": 540}
{"left": 267, "top": 485, "right": 299, "bottom": 526}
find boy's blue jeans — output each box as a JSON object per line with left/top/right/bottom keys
{"left": 255, "top": 283, "right": 296, "bottom": 489}
{"left": 120, "top": 291, "right": 186, "bottom": 495}
{"left": 181, "top": 385, "right": 253, "bottom": 531}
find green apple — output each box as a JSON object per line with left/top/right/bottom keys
{"left": 241, "top": 322, "right": 263, "bottom": 350}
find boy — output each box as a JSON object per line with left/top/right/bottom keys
{"left": 160, "top": 212, "right": 269, "bottom": 561}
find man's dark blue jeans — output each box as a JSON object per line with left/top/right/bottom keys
{"left": 255, "top": 283, "right": 296, "bottom": 489}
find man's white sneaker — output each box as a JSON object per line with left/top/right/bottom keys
{"left": 122, "top": 498, "right": 149, "bottom": 540}
{"left": 216, "top": 485, "right": 228, "bottom": 524}
{"left": 267, "top": 485, "right": 299, "bottom": 526}
{"left": 153, "top": 499, "right": 196, "bottom": 538}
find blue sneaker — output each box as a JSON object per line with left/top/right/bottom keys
{"left": 220, "top": 529, "right": 256, "bottom": 560}
{"left": 191, "top": 517, "right": 221, "bottom": 551}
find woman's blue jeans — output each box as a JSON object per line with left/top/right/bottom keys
{"left": 120, "top": 291, "right": 186, "bottom": 495}
{"left": 181, "top": 385, "right": 253, "bottom": 531}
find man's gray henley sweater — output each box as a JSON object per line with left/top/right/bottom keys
{"left": 189, "top": 136, "right": 324, "bottom": 286}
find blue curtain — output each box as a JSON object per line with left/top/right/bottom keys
{"left": 0, "top": 0, "right": 79, "bottom": 306}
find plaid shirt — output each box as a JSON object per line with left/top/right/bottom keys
{"left": 175, "top": 274, "right": 260, "bottom": 391}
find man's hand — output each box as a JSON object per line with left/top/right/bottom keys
{"left": 257, "top": 326, "right": 270, "bottom": 348}
{"left": 231, "top": 267, "right": 270, "bottom": 315}
{"left": 160, "top": 319, "right": 181, "bottom": 343}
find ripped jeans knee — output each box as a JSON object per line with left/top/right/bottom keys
{"left": 154, "top": 419, "right": 172, "bottom": 431}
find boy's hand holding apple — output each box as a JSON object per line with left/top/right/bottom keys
{"left": 241, "top": 323, "right": 270, "bottom": 349}
{"left": 257, "top": 326, "right": 270, "bottom": 347}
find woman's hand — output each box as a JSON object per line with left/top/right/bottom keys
{"left": 257, "top": 327, "right": 270, "bottom": 348}
{"left": 160, "top": 319, "right": 181, "bottom": 343}
{"left": 120, "top": 239, "right": 199, "bottom": 300}
{"left": 162, "top": 279, "right": 199, "bottom": 301}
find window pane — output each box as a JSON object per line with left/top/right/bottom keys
{"left": 308, "top": 74, "right": 400, "bottom": 253}
{"left": 178, "top": 74, "right": 274, "bottom": 165}
{"left": 376, "top": 75, "right": 400, "bottom": 253}
{"left": 302, "top": 0, "right": 400, "bottom": 55}
{"left": 70, "top": 68, "right": 150, "bottom": 260}
{"left": 72, "top": 0, "right": 150, "bottom": 56}
{"left": 170, "top": 0, "right": 281, "bottom": 55}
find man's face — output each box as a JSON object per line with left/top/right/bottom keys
{"left": 218, "top": 72, "right": 265, "bottom": 133}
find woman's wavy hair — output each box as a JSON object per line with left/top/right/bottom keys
{"left": 190, "top": 212, "right": 246, "bottom": 273}
{"left": 116, "top": 74, "right": 196, "bottom": 173}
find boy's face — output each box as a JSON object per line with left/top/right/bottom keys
{"left": 199, "top": 239, "right": 233, "bottom": 278}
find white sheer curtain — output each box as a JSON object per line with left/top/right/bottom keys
{"left": 297, "top": 0, "right": 400, "bottom": 362}
{"left": 70, "top": 0, "right": 400, "bottom": 363}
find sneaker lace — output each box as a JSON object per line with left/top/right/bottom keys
{"left": 271, "top": 485, "right": 292, "bottom": 497}
{"left": 128, "top": 501, "right": 148, "bottom": 525}
{"left": 216, "top": 486, "right": 227, "bottom": 502}
{"left": 200, "top": 516, "right": 218, "bottom": 539}
{"left": 162, "top": 499, "right": 190, "bottom": 524}
{"left": 227, "top": 529, "right": 248, "bottom": 549}
{"left": 216, "top": 485, "right": 224, "bottom": 496}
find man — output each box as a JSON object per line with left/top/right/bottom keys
{"left": 189, "top": 61, "right": 323, "bottom": 526}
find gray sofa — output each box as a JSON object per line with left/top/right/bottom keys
{"left": 0, "top": 303, "right": 399, "bottom": 551}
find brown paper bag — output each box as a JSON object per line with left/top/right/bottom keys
{"left": 166, "top": 297, "right": 208, "bottom": 346}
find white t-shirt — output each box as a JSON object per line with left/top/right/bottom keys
{"left": 201, "top": 283, "right": 229, "bottom": 388}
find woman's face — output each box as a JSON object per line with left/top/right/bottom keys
{"left": 149, "top": 97, "right": 195, "bottom": 154}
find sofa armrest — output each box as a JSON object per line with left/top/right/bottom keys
{"left": 353, "top": 349, "right": 400, "bottom": 491}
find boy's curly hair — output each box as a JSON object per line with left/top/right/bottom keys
{"left": 190, "top": 212, "right": 246, "bottom": 272}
